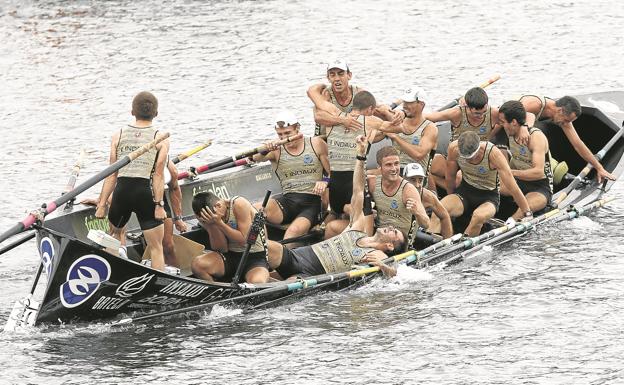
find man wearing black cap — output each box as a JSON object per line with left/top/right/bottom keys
{"left": 432, "top": 131, "right": 532, "bottom": 236}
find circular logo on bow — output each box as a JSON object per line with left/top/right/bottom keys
{"left": 303, "top": 154, "right": 314, "bottom": 164}
{"left": 40, "top": 237, "right": 55, "bottom": 277}
{"left": 478, "top": 166, "right": 487, "bottom": 174}
{"left": 60, "top": 255, "right": 111, "bottom": 308}
{"left": 390, "top": 200, "right": 399, "bottom": 209}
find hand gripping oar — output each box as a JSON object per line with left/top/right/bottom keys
{"left": 552, "top": 122, "right": 624, "bottom": 207}
{"left": 231, "top": 190, "right": 271, "bottom": 286}
{"left": 0, "top": 133, "right": 169, "bottom": 245}
{"left": 111, "top": 232, "right": 465, "bottom": 326}
{"left": 170, "top": 140, "right": 212, "bottom": 164}
{"left": 177, "top": 133, "right": 303, "bottom": 179}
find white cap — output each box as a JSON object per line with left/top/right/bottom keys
{"left": 274, "top": 110, "right": 299, "bottom": 127}
{"left": 403, "top": 163, "right": 426, "bottom": 178}
{"left": 402, "top": 86, "right": 428, "bottom": 103}
{"left": 327, "top": 59, "right": 349, "bottom": 72}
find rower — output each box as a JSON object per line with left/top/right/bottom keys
{"left": 190, "top": 192, "right": 270, "bottom": 284}
{"left": 403, "top": 163, "right": 453, "bottom": 240}
{"left": 498, "top": 100, "right": 553, "bottom": 219}
{"left": 252, "top": 110, "right": 330, "bottom": 247}
{"left": 307, "top": 89, "right": 398, "bottom": 227}
{"left": 519, "top": 94, "right": 615, "bottom": 183}
{"left": 321, "top": 146, "right": 429, "bottom": 245}
{"left": 425, "top": 87, "right": 505, "bottom": 191}
{"left": 95, "top": 91, "right": 169, "bottom": 272}
{"left": 385, "top": 86, "right": 438, "bottom": 183}
{"left": 430, "top": 131, "right": 532, "bottom": 237}
{"left": 267, "top": 135, "right": 404, "bottom": 279}
{"left": 307, "top": 59, "right": 364, "bottom": 137}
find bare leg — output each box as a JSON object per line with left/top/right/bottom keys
{"left": 283, "top": 216, "right": 313, "bottom": 248}
{"left": 245, "top": 266, "right": 270, "bottom": 283}
{"left": 512, "top": 192, "right": 547, "bottom": 219}
{"left": 430, "top": 194, "right": 465, "bottom": 234}
{"left": 255, "top": 198, "right": 284, "bottom": 224}
{"left": 266, "top": 240, "right": 285, "bottom": 270}
{"left": 143, "top": 224, "right": 165, "bottom": 271}
{"left": 162, "top": 218, "right": 177, "bottom": 266}
{"left": 465, "top": 202, "right": 496, "bottom": 236}
{"left": 323, "top": 219, "right": 349, "bottom": 240}
{"left": 191, "top": 251, "right": 225, "bottom": 281}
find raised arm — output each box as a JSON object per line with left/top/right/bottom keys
{"left": 348, "top": 135, "right": 375, "bottom": 235}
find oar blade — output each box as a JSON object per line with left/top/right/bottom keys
{"left": 3, "top": 295, "right": 39, "bottom": 332}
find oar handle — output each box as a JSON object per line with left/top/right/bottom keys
{"left": 254, "top": 133, "right": 304, "bottom": 156}
{"left": 170, "top": 140, "right": 212, "bottom": 164}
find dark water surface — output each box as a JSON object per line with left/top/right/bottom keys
{"left": 1, "top": 1, "right": 624, "bottom": 384}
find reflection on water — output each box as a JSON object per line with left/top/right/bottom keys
{"left": 1, "top": 0, "right": 624, "bottom": 383}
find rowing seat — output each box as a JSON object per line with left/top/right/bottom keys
{"left": 142, "top": 234, "right": 205, "bottom": 276}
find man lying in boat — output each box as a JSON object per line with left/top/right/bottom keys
{"left": 306, "top": 88, "right": 399, "bottom": 231}
{"left": 251, "top": 110, "right": 330, "bottom": 247}
{"left": 323, "top": 145, "right": 429, "bottom": 247}
{"left": 498, "top": 100, "right": 554, "bottom": 219}
{"left": 519, "top": 94, "right": 615, "bottom": 183}
{"left": 190, "top": 192, "right": 270, "bottom": 284}
{"left": 267, "top": 135, "right": 404, "bottom": 279}
{"left": 95, "top": 91, "right": 170, "bottom": 271}
{"left": 430, "top": 131, "right": 532, "bottom": 237}
{"left": 424, "top": 87, "right": 514, "bottom": 191}
{"left": 402, "top": 163, "right": 453, "bottom": 240}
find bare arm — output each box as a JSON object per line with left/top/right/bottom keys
{"left": 562, "top": 122, "right": 613, "bottom": 181}
{"left": 152, "top": 135, "right": 170, "bottom": 203}
{"left": 387, "top": 123, "right": 438, "bottom": 163}
{"left": 347, "top": 135, "right": 375, "bottom": 235}
{"left": 312, "top": 137, "right": 330, "bottom": 195}
{"left": 403, "top": 183, "right": 430, "bottom": 229}
{"left": 216, "top": 198, "right": 254, "bottom": 245}
{"left": 425, "top": 106, "right": 461, "bottom": 125}
{"left": 445, "top": 142, "right": 460, "bottom": 194}
{"left": 197, "top": 208, "right": 228, "bottom": 252}
{"left": 423, "top": 189, "right": 453, "bottom": 238}
{"left": 251, "top": 142, "right": 279, "bottom": 163}
{"left": 490, "top": 147, "right": 531, "bottom": 213}
{"left": 512, "top": 131, "right": 548, "bottom": 181}
{"left": 167, "top": 162, "right": 187, "bottom": 232}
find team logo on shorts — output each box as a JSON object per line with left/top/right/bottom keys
{"left": 390, "top": 200, "right": 399, "bottom": 209}
{"left": 411, "top": 137, "right": 420, "bottom": 145}
{"left": 303, "top": 154, "right": 314, "bottom": 164}
{"left": 478, "top": 166, "right": 487, "bottom": 174}
{"left": 39, "top": 237, "right": 55, "bottom": 277}
{"left": 60, "top": 255, "right": 111, "bottom": 308}
{"left": 479, "top": 126, "right": 487, "bottom": 134}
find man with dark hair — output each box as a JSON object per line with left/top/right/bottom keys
{"left": 190, "top": 192, "right": 270, "bottom": 284}
{"left": 267, "top": 135, "right": 404, "bottom": 279}
{"left": 430, "top": 131, "right": 532, "bottom": 236}
{"left": 323, "top": 146, "right": 430, "bottom": 243}
{"left": 498, "top": 100, "right": 553, "bottom": 218}
{"left": 519, "top": 94, "right": 615, "bottom": 182}
{"left": 95, "top": 91, "right": 169, "bottom": 272}
{"left": 252, "top": 110, "right": 330, "bottom": 245}
{"left": 425, "top": 87, "right": 510, "bottom": 191}
{"left": 307, "top": 88, "right": 397, "bottom": 220}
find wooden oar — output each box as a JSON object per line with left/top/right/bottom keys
{"left": 178, "top": 158, "right": 250, "bottom": 179}
{"left": 552, "top": 123, "right": 624, "bottom": 207}
{"left": 170, "top": 140, "right": 212, "bottom": 164}
{"left": 111, "top": 232, "right": 464, "bottom": 326}
{"left": 0, "top": 133, "right": 169, "bottom": 245}
{"left": 177, "top": 133, "right": 303, "bottom": 179}
{"left": 389, "top": 74, "right": 501, "bottom": 111}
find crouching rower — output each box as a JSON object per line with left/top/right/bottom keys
{"left": 498, "top": 101, "right": 553, "bottom": 219}
{"left": 267, "top": 135, "right": 404, "bottom": 279}
{"left": 191, "top": 192, "right": 270, "bottom": 284}
{"left": 431, "top": 131, "right": 532, "bottom": 236}
{"left": 402, "top": 163, "right": 453, "bottom": 239}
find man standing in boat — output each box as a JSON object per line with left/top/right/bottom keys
{"left": 425, "top": 87, "right": 504, "bottom": 191}
{"left": 307, "top": 89, "right": 398, "bottom": 227}
{"left": 519, "top": 94, "right": 615, "bottom": 183}
{"left": 323, "top": 146, "right": 430, "bottom": 247}
{"left": 402, "top": 163, "right": 453, "bottom": 240}
{"left": 95, "top": 91, "right": 169, "bottom": 272}
{"left": 252, "top": 110, "right": 330, "bottom": 246}
{"left": 431, "top": 131, "right": 532, "bottom": 236}
{"left": 267, "top": 135, "right": 404, "bottom": 279}
{"left": 498, "top": 100, "right": 554, "bottom": 219}
{"left": 307, "top": 59, "right": 364, "bottom": 137}
{"left": 190, "top": 192, "right": 270, "bottom": 284}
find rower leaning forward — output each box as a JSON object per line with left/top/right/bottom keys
{"left": 96, "top": 91, "right": 170, "bottom": 271}
{"left": 431, "top": 131, "right": 532, "bottom": 237}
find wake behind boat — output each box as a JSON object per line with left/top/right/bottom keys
{"left": 2, "top": 90, "right": 623, "bottom": 329}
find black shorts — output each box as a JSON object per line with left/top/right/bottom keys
{"left": 454, "top": 180, "right": 500, "bottom": 213}
{"left": 219, "top": 250, "right": 269, "bottom": 282}
{"left": 516, "top": 178, "right": 552, "bottom": 203}
{"left": 329, "top": 171, "right": 353, "bottom": 215}
{"left": 275, "top": 245, "right": 325, "bottom": 278}
{"left": 108, "top": 177, "right": 163, "bottom": 230}
{"left": 274, "top": 193, "right": 321, "bottom": 225}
